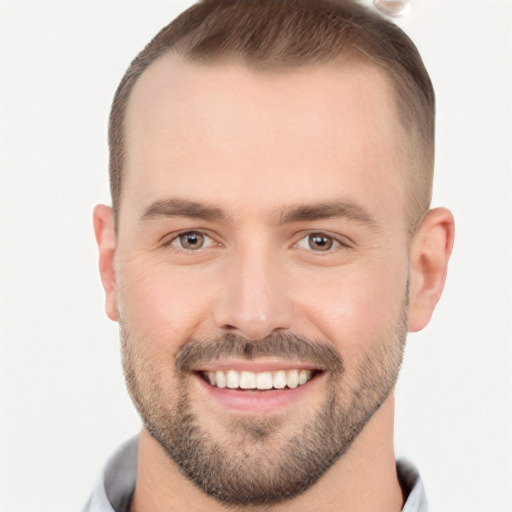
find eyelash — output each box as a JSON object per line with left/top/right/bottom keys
{"left": 294, "top": 232, "right": 351, "bottom": 253}
{"left": 165, "top": 230, "right": 351, "bottom": 253}
{"left": 166, "top": 231, "right": 218, "bottom": 251}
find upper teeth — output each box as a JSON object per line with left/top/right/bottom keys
{"left": 204, "top": 369, "right": 314, "bottom": 390}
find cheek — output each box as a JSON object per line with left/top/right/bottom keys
{"left": 116, "top": 260, "right": 214, "bottom": 352}
{"left": 296, "top": 260, "right": 408, "bottom": 356}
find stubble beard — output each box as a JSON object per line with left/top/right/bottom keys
{"left": 120, "top": 305, "right": 407, "bottom": 508}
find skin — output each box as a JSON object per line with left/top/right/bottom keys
{"left": 94, "top": 55, "right": 454, "bottom": 512}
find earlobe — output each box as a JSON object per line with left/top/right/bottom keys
{"left": 93, "top": 204, "right": 119, "bottom": 322}
{"left": 407, "top": 207, "right": 455, "bottom": 332}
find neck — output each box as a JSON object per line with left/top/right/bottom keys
{"left": 130, "top": 393, "right": 403, "bottom": 512}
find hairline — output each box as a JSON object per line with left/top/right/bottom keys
{"left": 115, "top": 49, "right": 428, "bottom": 236}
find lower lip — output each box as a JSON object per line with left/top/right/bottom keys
{"left": 195, "top": 373, "right": 321, "bottom": 414}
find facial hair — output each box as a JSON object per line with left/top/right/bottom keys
{"left": 120, "top": 303, "right": 407, "bottom": 507}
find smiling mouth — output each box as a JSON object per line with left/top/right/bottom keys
{"left": 198, "top": 369, "right": 320, "bottom": 391}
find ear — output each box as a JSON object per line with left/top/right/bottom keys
{"left": 93, "top": 204, "right": 119, "bottom": 322}
{"left": 407, "top": 207, "right": 455, "bottom": 332}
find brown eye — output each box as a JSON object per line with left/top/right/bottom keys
{"left": 176, "top": 232, "right": 205, "bottom": 250}
{"left": 308, "top": 234, "right": 334, "bottom": 251}
{"left": 295, "top": 232, "right": 346, "bottom": 253}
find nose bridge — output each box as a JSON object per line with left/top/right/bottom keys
{"left": 213, "top": 237, "right": 294, "bottom": 340}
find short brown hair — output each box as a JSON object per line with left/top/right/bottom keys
{"left": 109, "top": 0, "right": 435, "bottom": 232}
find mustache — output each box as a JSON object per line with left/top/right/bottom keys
{"left": 175, "top": 332, "right": 344, "bottom": 374}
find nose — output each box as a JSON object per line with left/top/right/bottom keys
{"left": 213, "top": 245, "right": 294, "bottom": 340}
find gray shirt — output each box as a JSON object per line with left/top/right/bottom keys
{"left": 81, "top": 436, "right": 428, "bottom": 512}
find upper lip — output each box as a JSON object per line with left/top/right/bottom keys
{"left": 194, "top": 359, "right": 322, "bottom": 373}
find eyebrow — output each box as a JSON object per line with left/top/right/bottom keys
{"left": 141, "top": 198, "right": 228, "bottom": 222}
{"left": 140, "top": 197, "right": 378, "bottom": 229}
{"left": 279, "top": 201, "right": 378, "bottom": 228}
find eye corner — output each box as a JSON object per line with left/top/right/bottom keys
{"left": 293, "top": 231, "right": 353, "bottom": 254}
{"left": 162, "top": 229, "right": 222, "bottom": 252}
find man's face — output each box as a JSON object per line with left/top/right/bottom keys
{"left": 112, "top": 56, "right": 411, "bottom": 505}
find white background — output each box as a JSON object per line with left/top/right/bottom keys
{"left": 0, "top": 1, "right": 511, "bottom": 511}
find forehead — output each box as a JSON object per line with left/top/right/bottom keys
{"left": 121, "top": 54, "right": 406, "bottom": 229}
